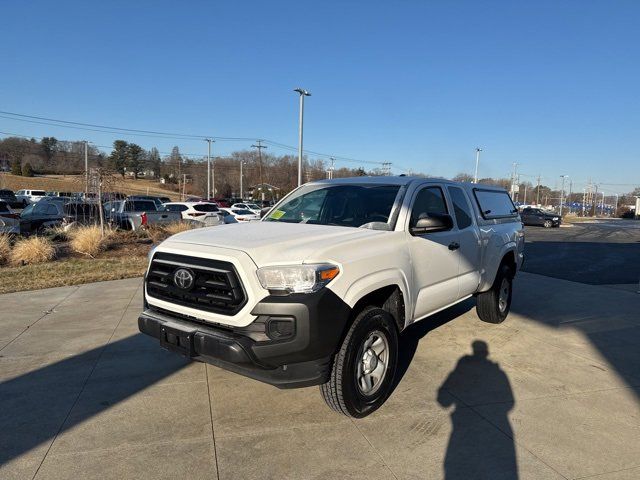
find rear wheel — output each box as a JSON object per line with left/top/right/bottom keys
{"left": 320, "top": 307, "right": 398, "bottom": 418}
{"left": 476, "top": 264, "right": 513, "bottom": 324}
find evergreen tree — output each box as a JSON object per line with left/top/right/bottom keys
{"left": 22, "top": 162, "right": 34, "bottom": 177}
{"left": 109, "top": 140, "right": 129, "bottom": 177}
{"left": 11, "top": 160, "right": 22, "bottom": 176}
{"left": 127, "top": 143, "right": 144, "bottom": 179}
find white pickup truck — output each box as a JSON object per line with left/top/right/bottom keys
{"left": 139, "top": 176, "right": 524, "bottom": 417}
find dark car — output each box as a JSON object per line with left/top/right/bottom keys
{"left": 128, "top": 195, "right": 164, "bottom": 209}
{"left": 520, "top": 207, "right": 561, "bottom": 228}
{"left": 0, "top": 189, "right": 22, "bottom": 209}
{"left": 19, "top": 198, "right": 66, "bottom": 234}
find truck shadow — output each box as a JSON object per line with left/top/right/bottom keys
{"left": 0, "top": 333, "right": 190, "bottom": 468}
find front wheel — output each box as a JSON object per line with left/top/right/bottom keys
{"left": 476, "top": 264, "right": 513, "bottom": 324}
{"left": 320, "top": 307, "right": 398, "bottom": 418}
{"left": 543, "top": 219, "right": 553, "bottom": 228}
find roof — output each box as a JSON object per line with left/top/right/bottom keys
{"left": 309, "top": 175, "right": 507, "bottom": 191}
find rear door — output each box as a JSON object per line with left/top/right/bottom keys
{"left": 447, "top": 186, "right": 481, "bottom": 297}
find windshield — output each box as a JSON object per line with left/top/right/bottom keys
{"left": 264, "top": 184, "right": 401, "bottom": 227}
{"left": 246, "top": 204, "right": 260, "bottom": 210}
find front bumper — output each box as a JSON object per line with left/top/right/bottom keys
{"left": 138, "top": 288, "right": 351, "bottom": 388}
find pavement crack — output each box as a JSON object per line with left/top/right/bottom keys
{"left": 0, "top": 286, "right": 79, "bottom": 353}
{"left": 205, "top": 364, "right": 222, "bottom": 480}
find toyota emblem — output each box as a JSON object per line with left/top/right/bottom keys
{"left": 173, "top": 268, "right": 194, "bottom": 290}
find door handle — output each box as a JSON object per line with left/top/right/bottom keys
{"left": 448, "top": 242, "right": 460, "bottom": 251}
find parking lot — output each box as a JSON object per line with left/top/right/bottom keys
{"left": 1, "top": 220, "right": 639, "bottom": 480}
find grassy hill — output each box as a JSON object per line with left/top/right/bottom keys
{"left": 0, "top": 173, "right": 180, "bottom": 199}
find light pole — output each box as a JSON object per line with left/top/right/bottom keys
{"left": 601, "top": 191, "right": 605, "bottom": 216}
{"left": 559, "top": 175, "right": 568, "bottom": 216}
{"left": 239, "top": 160, "right": 244, "bottom": 200}
{"left": 84, "top": 140, "right": 89, "bottom": 196}
{"left": 205, "top": 139, "right": 215, "bottom": 199}
{"left": 473, "top": 147, "right": 482, "bottom": 183}
{"left": 251, "top": 140, "right": 267, "bottom": 201}
{"left": 294, "top": 88, "right": 311, "bottom": 187}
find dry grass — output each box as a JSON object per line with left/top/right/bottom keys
{"left": 146, "top": 221, "right": 199, "bottom": 243}
{"left": 69, "top": 225, "right": 110, "bottom": 257}
{"left": 0, "top": 235, "right": 11, "bottom": 265}
{"left": 0, "top": 257, "right": 148, "bottom": 294}
{"left": 10, "top": 236, "right": 55, "bottom": 265}
{"left": 0, "top": 173, "right": 179, "bottom": 199}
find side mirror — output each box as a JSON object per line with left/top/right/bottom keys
{"left": 260, "top": 207, "right": 271, "bottom": 218}
{"left": 410, "top": 213, "right": 453, "bottom": 235}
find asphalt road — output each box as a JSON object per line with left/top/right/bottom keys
{"left": 522, "top": 219, "right": 640, "bottom": 285}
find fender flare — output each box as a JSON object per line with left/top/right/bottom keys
{"left": 341, "top": 268, "right": 412, "bottom": 329}
{"left": 479, "top": 242, "right": 517, "bottom": 292}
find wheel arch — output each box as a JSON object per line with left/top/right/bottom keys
{"left": 479, "top": 245, "right": 518, "bottom": 292}
{"left": 347, "top": 284, "right": 407, "bottom": 333}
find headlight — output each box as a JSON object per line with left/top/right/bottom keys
{"left": 552, "top": 217, "right": 559, "bottom": 220}
{"left": 257, "top": 264, "right": 340, "bottom": 294}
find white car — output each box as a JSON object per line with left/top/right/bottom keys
{"left": 163, "top": 202, "right": 224, "bottom": 226}
{"left": 0, "top": 201, "right": 20, "bottom": 234}
{"left": 231, "top": 202, "right": 261, "bottom": 214}
{"left": 15, "top": 189, "right": 47, "bottom": 207}
{"left": 219, "top": 207, "right": 260, "bottom": 222}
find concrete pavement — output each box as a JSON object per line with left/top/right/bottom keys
{"left": 1, "top": 274, "right": 639, "bottom": 479}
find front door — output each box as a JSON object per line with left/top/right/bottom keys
{"left": 406, "top": 185, "right": 460, "bottom": 321}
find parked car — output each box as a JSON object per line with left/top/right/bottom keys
{"left": 163, "top": 202, "right": 224, "bottom": 226}
{"left": 0, "top": 189, "right": 22, "bottom": 209}
{"left": 19, "top": 197, "right": 66, "bottom": 234}
{"left": 15, "top": 189, "right": 47, "bottom": 207}
{"left": 212, "top": 198, "right": 231, "bottom": 208}
{"left": 45, "top": 191, "right": 74, "bottom": 199}
{"left": 139, "top": 176, "right": 524, "bottom": 417}
{"left": 127, "top": 195, "right": 165, "bottom": 209}
{"left": 231, "top": 202, "right": 261, "bottom": 214}
{"left": 110, "top": 199, "right": 182, "bottom": 231}
{"left": 520, "top": 207, "right": 561, "bottom": 228}
{"left": 0, "top": 201, "right": 20, "bottom": 234}
{"left": 219, "top": 207, "right": 260, "bottom": 222}
{"left": 103, "top": 201, "right": 123, "bottom": 223}
{"left": 217, "top": 208, "right": 238, "bottom": 224}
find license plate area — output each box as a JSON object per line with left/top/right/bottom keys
{"left": 159, "top": 325, "right": 195, "bottom": 357}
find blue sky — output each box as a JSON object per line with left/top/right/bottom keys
{"left": 1, "top": 0, "right": 639, "bottom": 192}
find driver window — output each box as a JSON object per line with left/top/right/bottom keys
{"left": 410, "top": 186, "right": 448, "bottom": 226}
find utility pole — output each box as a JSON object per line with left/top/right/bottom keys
{"left": 328, "top": 157, "right": 335, "bottom": 179}
{"left": 559, "top": 175, "right": 568, "bottom": 216}
{"left": 205, "top": 139, "right": 215, "bottom": 200}
{"left": 182, "top": 174, "right": 187, "bottom": 201}
{"left": 582, "top": 188, "right": 586, "bottom": 216}
{"left": 474, "top": 148, "right": 482, "bottom": 183}
{"left": 381, "top": 162, "right": 392, "bottom": 176}
{"left": 523, "top": 183, "right": 527, "bottom": 204}
{"left": 614, "top": 193, "right": 619, "bottom": 217}
{"left": 84, "top": 140, "right": 89, "bottom": 196}
{"left": 251, "top": 140, "right": 267, "bottom": 201}
{"left": 294, "top": 88, "right": 311, "bottom": 187}
{"left": 601, "top": 191, "right": 605, "bottom": 216}
{"left": 536, "top": 175, "right": 541, "bottom": 206}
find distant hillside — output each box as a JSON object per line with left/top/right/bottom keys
{"left": 0, "top": 173, "right": 180, "bottom": 199}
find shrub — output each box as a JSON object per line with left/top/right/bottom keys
{"left": 10, "top": 236, "right": 55, "bottom": 265}
{"left": 69, "top": 225, "right": 108, "bottom": 258}
{"left": 0, "top": 235, "right": 11, "bottom": 265}
{"left": 22, "top": 162, "right": 34, "bottom": 177}
{"left": 11, "top": 160, "right": 22, "bottom": 176}
{"left": 146, "top": 221, "right": 198, "bottom": 243}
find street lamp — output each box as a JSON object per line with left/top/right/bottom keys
{"left": 473, "top": 147, "right": 482, "bottom": 183}
{"left": 559, "top": 175, "right": 569, "bottom": 216}
{"left": 294, "top": 88, "right": 311, "bottom": 187}
{"left": 205, "top": 139, "right": 215, "bottom": 199}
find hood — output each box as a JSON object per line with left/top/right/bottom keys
{"left": 163, "top": 221, "right": 383, "bottom": 266}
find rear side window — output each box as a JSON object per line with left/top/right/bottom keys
{"left": 448, "top": 186, "right": 473, "bottom": 229}
{"left": 165, "top": 204, "right": 188, "bottom": 212}
{"left": 410, "top": 186, "right": 448, "bottom": 226}
{"left": 193, "top": 204, "right": 219, "bottom": 212}
{"left": 33, "top": 191, "right": 46, "bottom": 196}
{"left": 127, "top": 201, "right": 157, "bottom": 211}
{"left": 474, "top": 189, "right": 517, "bottom": 219}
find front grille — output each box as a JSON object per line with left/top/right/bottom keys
{"left": 146, "top": 252, "right": 247, "bottom": 315}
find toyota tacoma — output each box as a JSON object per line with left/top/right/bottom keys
{"left": 139, "top": 176, "right": 524, "bottom": 417}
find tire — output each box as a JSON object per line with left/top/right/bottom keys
{"left": 320, "top": 307, "right": 398, "bottom": 418}
{"left": 543, "top": 219, "right": 553, "bottom": 228}
{"left": 476, "top": 264, "right": 513, "bottom": 324}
